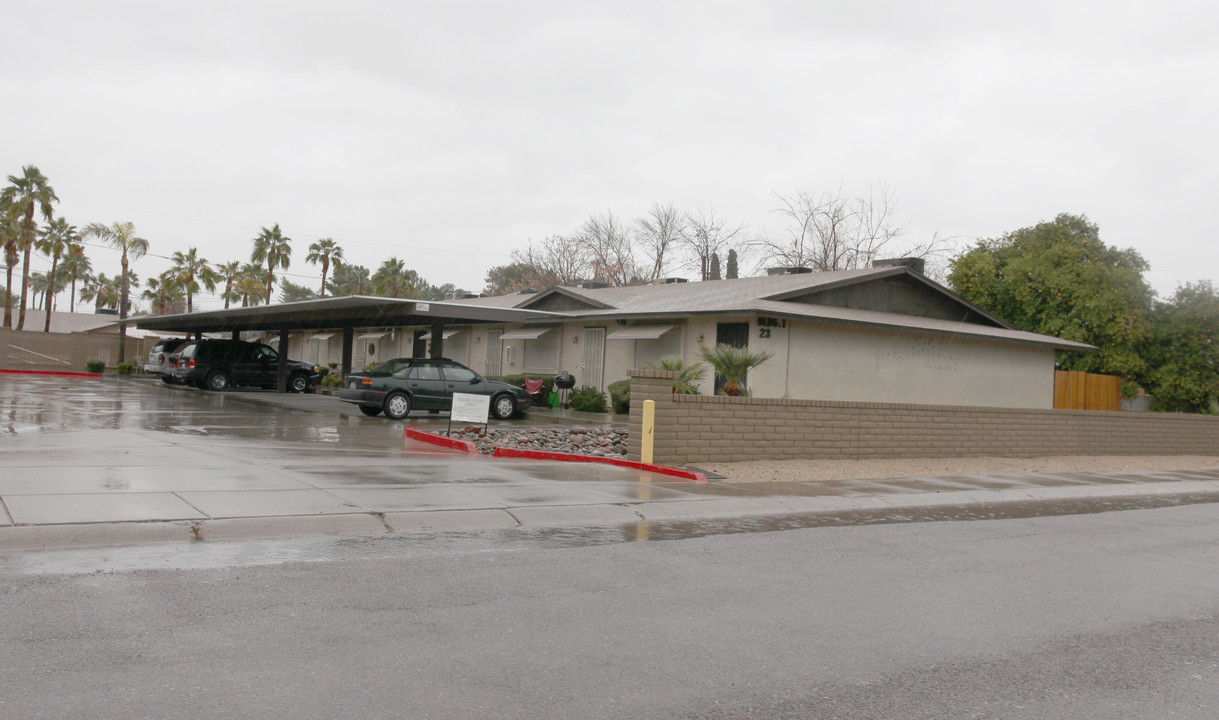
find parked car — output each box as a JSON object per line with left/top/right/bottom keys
{"left": 338, "top": 357, "right": 532, "bottom": 420}
{"left": 144, "top": 337, "right": 191, "bottom": 382}
{"left": 168, "top": 339, "right": 320, "bottom": 392}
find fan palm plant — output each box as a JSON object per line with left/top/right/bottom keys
{"left": 36, "top": 217, "right": 77, "bottom": 329}
{"left": 59, "top": 243, "right": 91, "bottom": 313}
{"left": 1, "top": 165, "right": 58, "bottom": 330}
{"left": 250, "top": 224, "right": 292, "bottom": 304}
{"left": 214, "top": 260, "right": 242, "bottom": 309}
{"left": 698, "top": 343, "right": 774, "bottom": 396}
{"left": 169, "top": 247, "right": 219, "bottom": 312}
{"left": 306, "top": 237, "right": 343, "bottom": 298}
{"left": 82, "top": 221, "right": 148, "bottom": 363}
{"left": 644, "top": 354, "right": 707, "bottom": 394}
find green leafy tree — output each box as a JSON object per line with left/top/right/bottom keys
{"left": 36, "top": 217, "right": 77, "bottom": 329}
{"left": 698, "top": 343, "right": 774, "bottom": 396}
{"left": 2, "top": 165, "right": 59, "bottom": 330}
{"left": 169, "top": 247, "right": 219, "bottom": 313}
{"left": 81, "top": 221, "right": 148, "bottom": 363}
{"left": 59, "top": 243, "right": 91, "bottom": 313}
{"left": 278, "top": 279, "right": 318, "bottom": 303}
{"left": 1142, "top": 282, "right": 1219, "bottom": 413}
{"left": 948, "top": 213, "right": 1153, "bottom": 379}
{"left": 644, "top": 354, "right": 707, "bottom": 394}
{"left": 484, "top": 262, "right": 540, "bottom": 295}
{"left": 726, "top": 248, "right": 739, "bottom": 279}
{"left": 372, "top": 257, "right": 419, "bottom": 298}
{"left": 328, "top": 263, "right": 371, "bottom": 296}
{"left": 250, "top": 223, "right": 292, "bottom": 304}
{"left": 305, "top": 237, "right": 343, "bottom": 298}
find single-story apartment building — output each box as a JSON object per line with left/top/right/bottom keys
{"left": 276, "top": 264, "right": 1093, "bottom": 410}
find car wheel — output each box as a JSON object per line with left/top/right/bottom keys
{"left": 160, "top": 375, "right": 173, "bottom": 384}
{"left": 358, "top": 405, "right": 382, "bottom": 417}
{"left": 288, "top": 373, "right": 309, "bottom": 393}
{"left": 491, "top": 393, "right": 516, "bottom": 420}
{"left": 206, "top": 371, "right": 230, "bottom": 391}
{"left": 383, "top": 392, "right": 412, "bottom": 420}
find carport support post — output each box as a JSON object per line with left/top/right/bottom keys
{"left": 341, "top": 327, "right": 354, "bottom": 376}
{"left": 231, "top": 330, "right": 239, "bottom": 341}
{"left": 276, "top": 327, "right": 289, "bottom": 392}
{"left": 429, "top": 320, "right": 444, "bottom": 359}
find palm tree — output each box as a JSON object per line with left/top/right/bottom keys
{"left": 1, "top": 165, "right": 59, "bottom": 330}
{"left": 250, "top": 224, "right": 292, "bottom": 304}
{"left": 1, "top": 198, "right": 22, "bottom": 328}
{"left": 81, "top": 221, "right": 149, "bottom": 363}
{"left": 59, "top": 244, "right": 92, "bottom": 313}
{"left": 644, "top": 355, "right": 708, "bottom": 394}
{"left": 141, "top": 271, "right": 184, "bottom": 315}
{"left": 697, "top": 343, "right": 774, "bottom": 397}
{"left": 36, "top": 217, "right": 77, "bottom": 330}
{"left": 215, "top": 260, "right": 242, "bottom": 309}
{"left": 235, "top": 266, "right": 266, "bottom": 308}
{"left": 372, "top": 257, "right": 419, "bottom": 298}
{"left": 168, "top": 247, "right": 219, "bottom": 312}
{"left": 80, "top": 273, "right": 123, "bottom": 310}
{"left": 306, "top": 237, "right": 344, "bottom": 298}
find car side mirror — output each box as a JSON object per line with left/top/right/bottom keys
{"left": 470, "top": 377, "right": 481, "bottom": 384}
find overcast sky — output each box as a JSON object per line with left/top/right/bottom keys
{"left": 5, "top": 1, "right": 1217, "bottom": 312}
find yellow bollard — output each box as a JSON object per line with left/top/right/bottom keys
{"left": 642, "top": 399, "right": 655, "bottom": 465}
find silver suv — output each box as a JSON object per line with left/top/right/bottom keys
{"left": 144, "top": 338, "right": 191, "bottom": 382}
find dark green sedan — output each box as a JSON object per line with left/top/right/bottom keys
{"left": 337, "top": 357, "right": 533, "bottom": 420}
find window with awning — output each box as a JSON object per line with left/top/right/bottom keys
{"left": 499, "top": 327, "right": 556, "bottom": 340}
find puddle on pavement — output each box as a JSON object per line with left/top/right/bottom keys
{"left": 8, "top": 491, "right": 1219, "bottom": 576}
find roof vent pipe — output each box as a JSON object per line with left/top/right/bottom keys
{"left": 872, "top": 257, "right": 926, "bottom": 274}
{"left": 765, "top": 267, "right": 813, "bottom": 276}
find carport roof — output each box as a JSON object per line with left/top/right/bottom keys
{"left": 132, "top": 296, "right": 563, "bottom": 334}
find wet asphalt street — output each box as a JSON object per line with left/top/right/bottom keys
{"left": 2, "top": 375, "right": 1219, "bottom": 718}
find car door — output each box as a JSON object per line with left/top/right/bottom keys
{"left": 228, "top": 343, "right": 265, "bottom": 387}
{"left": 440, "top": 361, "right": 481, "bottom": 408}
{"left": 405, "top": 361, "right": 447, "bottom": 409}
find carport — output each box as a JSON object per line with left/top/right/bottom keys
{"left": 133, "top": 296, "right": 561, "bottom": 392}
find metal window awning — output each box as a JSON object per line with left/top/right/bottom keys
{"left": 607, "top": 325, "right": 676, "bottom": 340}
{"left": 441, "top": 329, "right": 465, "bottom": 339}
{"left": 357, "top": 332, "right": 388, "bottom": 340}
{"left": 499, "top": 327, "right": 556, "bottom": 340}
{"left": 308, "top": 333, "right": 335, "bottom": 341}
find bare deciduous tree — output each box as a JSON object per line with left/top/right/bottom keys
{"left": 633, "top": 202, "right": 685, "bottom": 282}
{"left": 580, "top": 211, "right": 641, "bottom": 287}
{"left": 684, "top": 207, "right": 747, "bottom": 281}
{"left": 510, "top": 234, "right": 590, "bottom": 287}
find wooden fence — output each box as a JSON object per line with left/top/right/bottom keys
{"left": 1053, "top": 370, "right": 1122, "bottom": 411}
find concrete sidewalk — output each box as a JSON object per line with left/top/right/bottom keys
{"left": 3, "top": 376, "right": 1219, "bottom": 550}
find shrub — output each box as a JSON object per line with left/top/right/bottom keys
{"left": 644, "top": 355, "right": 706, "bottom": 394}
{"left": 698, "top": 344, "right": 774, "bottom": 396}
{"left": 116, "top": 362, "right": 135, "bottom": 375}
{"left": 569, "top": 385, "right": 608, "bottom": 413}
{"left": 321, "top": 374, "right": 342, "bottom": 388}
{"left": 85, "top": 360, "right": 106, "bottom": 374}
{"left": 608, "top": 379, "right": 631, "bottom": 414}
{"left": 317, "top": 366, "right": 330, "bottom": 379}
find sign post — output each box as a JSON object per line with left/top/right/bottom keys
{"left": 449, "top": 392, "right": 491, "bottom": 437}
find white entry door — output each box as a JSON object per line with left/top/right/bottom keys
{"left": 484, "top": 329, "right": 503, "bottom": 377}
{"left": 581, "top": 327, "right": 605, "bottom": 391}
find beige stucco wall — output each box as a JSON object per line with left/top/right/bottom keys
{"left": 771, "top": 318, "right": 1055, "bottom": 409}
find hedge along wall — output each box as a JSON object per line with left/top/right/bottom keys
{"left": 626, "top": 369, "right": 1219, "bottom": 466}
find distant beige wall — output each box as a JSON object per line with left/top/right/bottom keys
{"left": 0, "top": 328, "right": 149, "bottom": 372}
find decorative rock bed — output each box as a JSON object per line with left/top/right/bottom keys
{"left": 448, "top": 426, "right": 629, "bottom": 458}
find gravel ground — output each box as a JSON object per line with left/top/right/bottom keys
{"left": 701, "top": 455, "right": 1219, "bottom": 483}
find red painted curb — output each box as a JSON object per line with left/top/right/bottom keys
{"left": 0, "top": 369, "right": 102, "bottom": 379}
{"left": 403, "top": 426, "right": 479, "bottom": 455}
{"left": 491, "top": 447, "right": 708, "bottom": 483}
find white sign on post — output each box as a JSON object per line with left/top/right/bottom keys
{"left": 450, "top": 393, "right": 491, "bottom": 424}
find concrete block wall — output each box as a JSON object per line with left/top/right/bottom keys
{"left": 627, "top": 370, "right": 1219, "bottom": 465}
{"left": 0, "top": 328, "right": 147, "bottom": 372}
